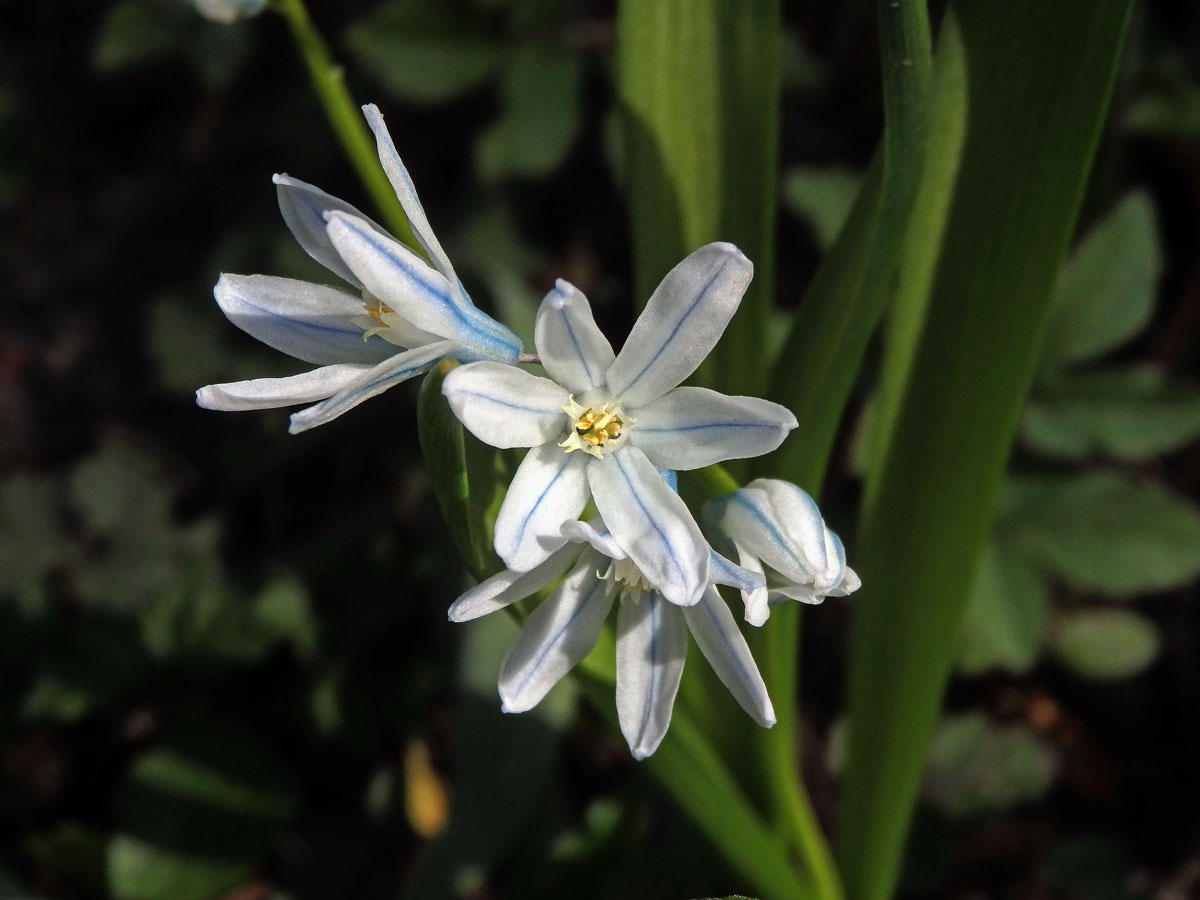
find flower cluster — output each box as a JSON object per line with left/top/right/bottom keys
{"left": 196, "top": 104, "right": 859, "bottom": 758}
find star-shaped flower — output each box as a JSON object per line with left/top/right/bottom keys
{"left": 441, "top": 244, "right": 797, "bottom": 606}
{"left": 704, "top": 478, "right": 861, "bottom": 626}
{"left": 449, "top": 507, "right": 774, "bottom": 759}
{"left": 196, "top": 104, "right": 522, "bottom": 433}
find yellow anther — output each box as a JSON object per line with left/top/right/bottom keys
{"left": 558, "top": 398, "right": 630, "bottom": 459}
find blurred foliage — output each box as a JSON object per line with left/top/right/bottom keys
{"left": 1, "top": 0, "right": 1198, "bottom": 899}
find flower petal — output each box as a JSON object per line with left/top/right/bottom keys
{"left": 616, "top": 590, "right": 688, "bottom": 759}
{"left": 734, "top": 544, "right": 771, "bottom": 626}
{"left": 683, "top": 586, "right": 775, "bottom": 727}
{"left": 831, "top": 566, "right": 862, "bottom": 597}
{"left": 633, "top": 387, "right": 797, "bottom": 470}
{"left": 213, "top": 274, "right": 394, "bottom": 366}
{"left": 534, "top": 279, "right": 615, "bottom": 394}
{"left": 448, "top": 544, "right": 580, "bottom": 622}
{"left": 587, "top": 447, "right": 709, "bottom": 607}
{"left": 324, "top": 212, "right": 458, "bottom": 333}
{"left": 273, "top": 174, "right": 382, "bottom": 289}
{"left": 708, "top": 547, "right": 766, "bottom": 593}
{"left": 711, "top": 479, "right": 827, "bottom": 586}
{"left": 362, "top": 104, "right": 458, "bottom": 284}
{"left": 287, "top": 339, "right": 459, "bottom": 433}
{"left": 604, "top": 243, "right": 753, "bottom": 407}
{"left": 196, "top": 363, "right": 369, "bottom": 411}
{"left": 493, "top": 442, "right": 591, "bottom": 571}
{"left": 560, "top": 518, "right": 627, "bottom": 560}
{"left": 498, "top": 555, "right": 614, "bottom": 713}
{"left": 442, "top": 361, "right": 569, "bottom": 449}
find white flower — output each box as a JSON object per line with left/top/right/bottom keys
{"left": 196, "top": 104, "right": 522, "bottom": 433}
{"left": 704, "top": 479, "right": 861, "bottom": 627}
{"left": 441, "top": 244, "right": 797, "bottom": 606}
{"left": 449, "top": 507, "right": 775, "bottom": 759}
{"left": 194, "top": 0, "right": 266, "bottom": 25}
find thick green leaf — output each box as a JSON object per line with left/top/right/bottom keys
{"left": 617, "top": 0, "right": 780, "bottom": 396}
{"left": 1002, "top": 472, "right": 1200, "bottom": 595}
{"left": 840, "top": 4, "right": 1132, "bottom": 900}
{"left": 957, "top": 540, "right": 1050, "bottom": 675}
{"left": 781, "top": 166, "right": 863, "bottom": 251}
{"left": 1041, "top": 191, "right": 1161, "bottom": 368}
{"left": 475, "top": 45, "right": 583, "bottom": 181}
{"left": 1051, "top": 609, "right": 1161, "bottom": 680}
{"left": 416, "top": 360, "right": 507, "bottom": 580}
{"left": 922, "top": 713, "right": 1058, "bottom": 819}
{"left": 1023, "top": 365, "right": 1200, "bottom": 460}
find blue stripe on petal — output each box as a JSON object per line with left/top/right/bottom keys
{"left": 616, "top": 264, "right": 725, "bottom": 401}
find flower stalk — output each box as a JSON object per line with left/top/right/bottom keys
{"left": 270, "top": 0, "right": 418, "bottom": 249}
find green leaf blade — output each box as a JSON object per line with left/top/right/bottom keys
{"left": 840, "top": 4, "right": 1134, "bottom": 899}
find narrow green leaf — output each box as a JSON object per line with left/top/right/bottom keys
{"left": 416, "top": 360, "right": 507, "bottom": 580}
{"left": 768, "top": 0, "right": 933, "bottom": 492}
{"left": 957, "top": 540, "right": 1050, "bottom": 676}
{"left": 862, "top": 12, "right": 968, "bottom": 490}
{"left": 1041, "top": 191, "right": 1161, "bottom": 368}
{"left": 840, "top": 4, "right": 1133, "bottom": 899}
{"left": 617, "top": 0, "right": 780, "bottom": 396}
{"left": 922, "top": 713, "right": 1057, "bottom": 819}
{"left": 1001, "top": 472, "right": 1200, "bottom": 595}
{"left": 1023, "top": 365, "right": 1200, "bottom": 460}
{"left": 1051, "top": 609, "right": 1161, "bottom": 680}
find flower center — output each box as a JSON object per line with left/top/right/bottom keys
{"left": 599, "top": 557, "right": 651, "bottom": 593}
{"left": 360, "top": 299, "right": 395, "bottom": 340}
{"left": 559, "top": 395, "right": 633, "bottom": 459}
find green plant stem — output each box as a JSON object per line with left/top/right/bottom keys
{"left": 270, "top": 0, "right": 418, "bottom": 248}
{"left": 573, "top": 664, "right": 817, "bottom": 900}
{"left": 686, "top": 464, "right": 842, "bottom": 900}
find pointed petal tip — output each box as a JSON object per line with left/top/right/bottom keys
{"left": 630, "top": 745, "right": 654, "bottom": 761}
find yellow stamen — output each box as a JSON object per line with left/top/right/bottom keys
{"left": 558, "top": 396, "right": 632, "bottom": 459}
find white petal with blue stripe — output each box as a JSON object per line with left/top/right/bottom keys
{"left": 587, "top": 446, "right": 709, "bottom": 607}
{"left": 683, "top": 586, "right": 775, "bottom": 726}
{"left": 493, "top": 442, "right": 590, "bottom": 572}
{"left": 604, "top": 243, "right": 752, "bottom": 408}
{"left": 633, "top": 386, "right": 797, "bottom": 470}
{"left": 616, "top": 590, "right": 688, "bottom": 760}
{"left": 534, "top": 280, "right": 615, "bottom": 394}
{"left": 442, "top": 361, "right": 569, "bottom": 449}
{"left": 498, "top": 554, "right": 615, "bottom": 713}
{"left": 196, "top": 363, "right": 370, "bottom": 412}
{"left": 214, "top": 274, "right": 394, "bottom": 366}
{"left": 287, "top": 339, "right": 460, "bottom": 433}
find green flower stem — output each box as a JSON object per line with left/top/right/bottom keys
{"left": 573, "top": 662, "right": 818, "bottom": 900}
{"left": 687, "top": 462, "right": 842, "bottom": 900}
{"left": 270, "top": 0, "right": 419, "bottom": 249}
